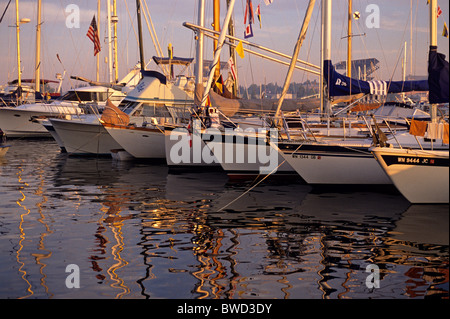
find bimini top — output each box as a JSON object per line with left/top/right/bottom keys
{"left": 152, "top": 56, "right": 194, "bottom": 66}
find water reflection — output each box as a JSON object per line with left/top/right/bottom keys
{"left": 0, "top": 139, "right": 448, "bottom": 299}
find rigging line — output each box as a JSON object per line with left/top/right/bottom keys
{"left": 217, "top": 159, "right": 288, "bottom": 212}
{"left": 0, "top": 0, "right": 12, "bottom": 24}
{"left": 123, "top": 0, "right": 139, "bottom": 57}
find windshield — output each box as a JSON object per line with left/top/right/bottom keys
{"left": 118, "top": 100, "right": 140, "bottom": 114}
{"left": 61, "top": 91, "right": 94, "bottom": 102}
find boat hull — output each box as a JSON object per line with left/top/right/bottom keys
{"left": 164, "top": 128, "right": 221, "bottom": 169}
{"left": 206, "top": 132, "right": 296, "bottom": 177}
{"left": 50, "top": 118, "right": 120, "bottom": 155}
{"left": 104, "top": 124, "right": 166, "bottom": 159}
{"left": 0, "top": 108, "right": 53, "bottom": 137}
{"left": 371, "top": 147, "right": 449, "bottom": 203}
{"left": 277, "top": 141, "right": 392, "bottom": 185}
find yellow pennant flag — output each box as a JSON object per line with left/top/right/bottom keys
{"left": 235, "top": 41, "right": 245, "bottom": 59}
{"left": 443, "top": 22, "right": 449, "bottom": 38}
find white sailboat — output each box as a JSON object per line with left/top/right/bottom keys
{"left": 46, "top": 66, "right": 142, "bottom": 154}
{"left": 103, "top": 68, "right": 195, "bottom": 159}
{"left": 275, "top": 0, "right": 434, "bottom": 185}
{"left": 370, "top": 0, "right": 449, "bottom": 204}
{"left": 0, "top": 85, "right": 126, "bottom": 137}
{"left": 101, "top": 1, "right": 195, "bottom": 159}
{"left": 370, "top": 146, "right": 448, "bottom": 203}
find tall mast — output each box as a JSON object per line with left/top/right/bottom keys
{"left": 347, "top": 0, "right": 352, "bottom": 79}
{"left": 136, "top": 0, "right": 145, "bottom": 72}
{"left": 15, "top": 0, "right": 22, "bottom": 88}
{"left": 201, "top": 0, "right": 236, "bottom": 106}
{"left": 107, "top": 0, "right": 113, "bottom": 82}
{"left": 429, "top": 0, "right": 437, "bottom": 123}
{"left": 35, "top": 0, "right": 41, "bottom": 93}
{"left": 97, "top": 0, "right": 101, "bottom": 82}
{"left": 194, "top": 0, "right": 205, "bottom": 106}
{"left": 195, "top": 0, "right": 205, "bottom": 85}
{"left": 112, "top": 0, "right": 119, "bottom": 82}
{"left": 275, "top": 0, "right": 316, "bottom": 121}
{"left": 213, "top": 0, "right": 221, "bottom": 81}
{"left": 322, "top": 0, "right": 332, "bottom": 115}
{"left": 226, "top": 0, "right": 237, "bottom": 96}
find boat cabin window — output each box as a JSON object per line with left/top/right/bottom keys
{"left": 141, "top": 103, "right": 172, "bottom": 117}
{"left": 95, "top": 92, "right": 109, "bottom": 102}
{"left": 119, "top": 100, "right": 140, "bottom": 114}
{"left": 61, "top": 91, "right": 94, "bottom": 102}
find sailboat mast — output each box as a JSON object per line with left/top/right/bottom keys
{"left": 107, "top": 0, "right": 113, "bottom": 82}
{"left": 429, "top": 0, "right": 438, "bottom": 123}
{"left": 113, "top": 0, "right": 119, "bottom": 83}
{"left": 225, "top": 0, "right": 238, "bottom": 96}
{"left": 347, "top": 0, "right": 352, "bottom": 79}
{"left": 35, "top": 0, "right": 41, "bottom": 93}
{"left": 15, "top": 0, "right": 21, "bottom": 88}
{"left": 195, "top": 0, "right": 205, "bottom": 85}
{"left": 213, "top": 0, "right": 221, "bottom": 81}
{"left": 136, "top": 0, "right": 145, "bottom": 72}
{"left": 97, "top": 0, "right": 101, "bottom": 82}
{"left": 323, "top": 0, "right": 332, "bottom": 115}
{"left": 274, "top": 0, "right": 316, "bottom": 121}
{"left": 201, "top": 0, "right": 236, "bottom": 107}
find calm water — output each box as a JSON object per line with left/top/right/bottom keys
{"left": 0, "top": 139, "right": 448, "bottom": 299}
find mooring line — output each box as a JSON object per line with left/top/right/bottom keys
{"left": 217, "top": 159, "right": 287, "bottom": 212}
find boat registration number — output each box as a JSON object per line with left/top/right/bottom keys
{"left": 397, "top": 157, "right": 434, "bottom": 165}
{"left": 292, "top": 154, "right": 321, "bottom": 160}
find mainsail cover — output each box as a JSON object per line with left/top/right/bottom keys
{"left": 428, "top": 46, "right": 449, "bottom": 104}
{"left": 324, "top": 60, "right": 429, "bottom": 97}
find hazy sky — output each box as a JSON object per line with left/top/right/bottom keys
{"left": 1, "top": 0, "right": 449, "bottom": 92}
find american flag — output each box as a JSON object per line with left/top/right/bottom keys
{"left": 86, "top": 16, "right": 101, "bottom": 56}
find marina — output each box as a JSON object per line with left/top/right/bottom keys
{"left": 0, "top": 139, "right": 448, "bottom": 299}
{"left": 0, "top": 0, "right": 449, "bottom": 301}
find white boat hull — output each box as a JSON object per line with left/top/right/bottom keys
{"left": 0, "top": 104, "right": 83, "bottom": 137}
{"left": 164, "top": 128, "right": 221, "bottom": 168}
{"left": 371, "top": 147, "right": 449, "bottom": 203}
{"left": 276, "top": 141, "right": 392, "bottom": 185}
{"left": 206, "top": 133, "right": 296, "bottom": 177}
{"left": 104, "top": 124, "right": 166, "bottom": 159}
{"left": 0, "top": 108, "right": 54, "bottom": 137}
{"left": 50, "top": 118, "right": 120, "bottom": 155}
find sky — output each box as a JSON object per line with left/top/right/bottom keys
{"left": 0, "top": 0, "right": 449, "bottom": 92}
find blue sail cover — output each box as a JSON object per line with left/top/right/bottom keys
{"left": 428, "top": 46, "right": 449, "bottom": 104}
{"left": 324, "top": 60, "right": 429, "bottom": 97}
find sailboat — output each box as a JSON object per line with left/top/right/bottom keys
{"left": 102, "top": 66, "right": 195, "bottom": 159}
{"left": 0, "top": 0, "right": 128, "bottom": 138}
{"left": 273, "top": 0, "right": 436, "bottom": 185}
{"left": 100, "top": 0, "right": 195, "bottom": 159}
{"left": 370, "top": 0, "right": 449, "bottom": 204}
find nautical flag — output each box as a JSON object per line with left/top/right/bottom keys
{"left": 215, "top": 75, "right": 224, "bottom": 94}
{"left": 443, "top": 22, "right": 449, "bottom": 37}
{"left": 256, "top": 4, "right": 262, "bottom": 28}
{"left": 244, "top": 0, "right": 254, "bottom": 25}
{"left": 227, "top": 56, "right": 237, "bottom": 81}
{"left": 168, "top": 43, "right": 173, "bottom": 59}
{"left": 244, "top": 23, "right": 254, "bottom": 39}
{"left": 86, "top": 16, "right": 101, "bottom": 56}
{"left": 437, "top": 6, "right": 442, "bottom": 18}
{"left": 236, "top": 41, "right": 245, "bottom": 59}
{"left": 264, "top": 0, "right": 273, "bottom": 5}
